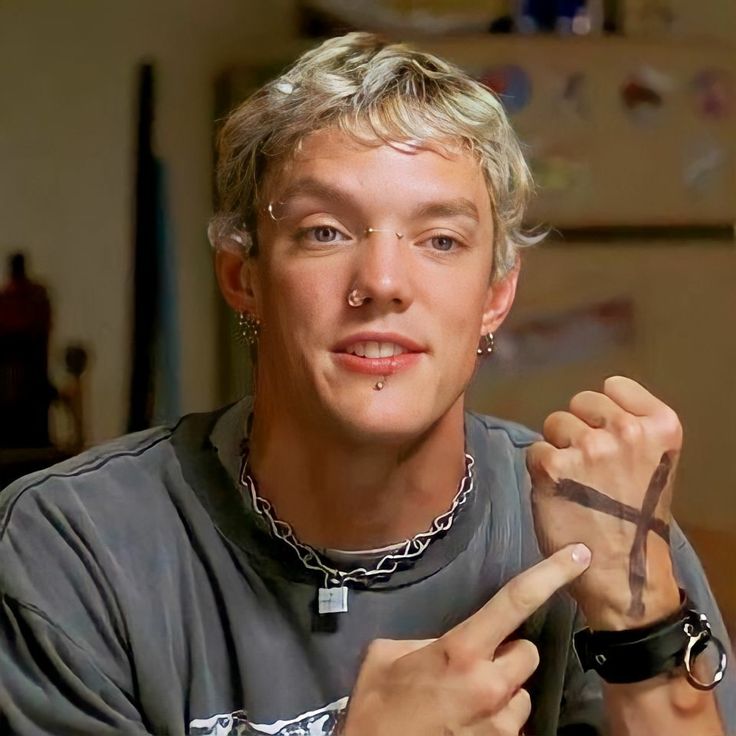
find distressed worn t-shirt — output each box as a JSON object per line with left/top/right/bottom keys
{"left": 0, "top": 401, "right": 733, "bottom": 736}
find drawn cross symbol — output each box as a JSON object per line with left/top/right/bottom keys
{"left": 553, "top": 452, "right": 674, "bottom": 618}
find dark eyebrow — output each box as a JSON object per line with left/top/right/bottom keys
{"left": 411, "top": 198, "right": 480, "bottom": 223}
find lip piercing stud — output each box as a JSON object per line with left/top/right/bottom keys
{"left": 365, "top": 227, "right": 404, "bottom": 239}
{"left": 374, "top": 377, "right": 386, "bottom": 391}
{"left": 347, "top": 288, "right": 367, "bottom": 307}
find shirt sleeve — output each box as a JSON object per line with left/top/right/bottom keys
{"left": 670, "top": 522, "right": 736, "bottom": 732}
{"left": 0, "top": 593, "right": 150, "bottom": 735}
{"left": 556, "top": 605, "right": 605, "bottom": 736}
{"left": 0, "top": 471, "right": 153, "bottom": 736}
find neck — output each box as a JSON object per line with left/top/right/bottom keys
{"left": 247, "top": 398, "right": 468, "bottom": 551}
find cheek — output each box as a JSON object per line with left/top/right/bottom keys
{"left": 262, "top": 260, "right": 343, "bottom": 341}
{"left": 432, "top": 276, "right": 488, "bottom": 337}
{"left": 431, "top": 284, "right": 489, "bottom": 377}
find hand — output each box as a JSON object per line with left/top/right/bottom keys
{"left": 341, "top": 545, "right": 591, "bottom": 736}
{"left": 528, "top": 376, "right": 682, "bottom": 630}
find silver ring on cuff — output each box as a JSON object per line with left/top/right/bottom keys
{"left": 683, "top": 615, "right": 728, "bottom": 691}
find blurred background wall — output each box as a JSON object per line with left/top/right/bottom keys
{"left": 0, "top": 0, "right": 298, "bottom": 442}
{"left": 0, "top": 0, "right": 734, "bottom": 626}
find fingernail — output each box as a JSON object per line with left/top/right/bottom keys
{"left": 571, "top": 544, "right": 591, "bottom": 566}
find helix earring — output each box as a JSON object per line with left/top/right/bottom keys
{"left": 238, "top": 312, "right": 261, "bottom": 345}
{"left": 476, "top": 332, "right": 494, "bottom": 356}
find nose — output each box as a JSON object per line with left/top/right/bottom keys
{"left": 350, "top": 231, "right": 414, "bottom": 312}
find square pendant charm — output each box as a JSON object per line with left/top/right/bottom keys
{"left": 318, "top": 586, "right": 349, "bottom": 614}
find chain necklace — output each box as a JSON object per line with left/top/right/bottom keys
{"left": 238, "top": 450, "right": 476, "bottom": 614}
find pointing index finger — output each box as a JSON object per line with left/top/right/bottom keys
{"left": 439, "top": 544, "right": 591, "bottom": 664}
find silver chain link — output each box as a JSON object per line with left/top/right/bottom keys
{"left": 238, "top": 452, "right": 476, "bottom": 589}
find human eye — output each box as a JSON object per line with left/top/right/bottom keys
{"left": 431, "top": 235, "right": 457, "bottom": 251}
{"left": 421, "top": 232, "right": 464, "bottom": 253}
{"left": 296, "top": 225, "right": 350, "bottom": 245}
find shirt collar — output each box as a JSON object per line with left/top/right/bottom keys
{"left": 194, "top": 398, "right": 494, "bottom": 589}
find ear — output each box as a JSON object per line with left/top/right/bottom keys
{"left": 215, "top": 248, "right": 260, "bottom": 316}
{"left": 480, "top": 259, "right": 520, "bottom": 336}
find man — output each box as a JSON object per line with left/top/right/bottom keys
{"left": 0, "top": 33, "right": 733, "bottom": 736}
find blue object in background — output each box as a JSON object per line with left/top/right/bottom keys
{"left": 517, "top": 0, "right": 587, "bottom": 33}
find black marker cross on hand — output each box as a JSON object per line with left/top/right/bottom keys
{"left": 554, "top": 452, "right": 674, "bottom": 618}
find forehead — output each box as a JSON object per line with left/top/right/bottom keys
{"left": 264, "top": 128, "right": 492, "bottom": 218}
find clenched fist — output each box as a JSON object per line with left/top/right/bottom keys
{"left": 528, "top": 376, "right": 682, "bottom": 630}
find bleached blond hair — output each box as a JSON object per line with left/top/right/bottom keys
{"left": 208, "top": 32, "right": 539, "bottom": 279}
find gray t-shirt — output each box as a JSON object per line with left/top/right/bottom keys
{"left": 0, "top": 402, "right": 733, "bottom": 735}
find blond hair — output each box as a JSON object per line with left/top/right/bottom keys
{"left": 209, "top": 32, "right": 539, "bottom": 279}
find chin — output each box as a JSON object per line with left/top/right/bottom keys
{"left": 335, "top": 417, "right": 428, "bottom": 447}
{"left": 325, "top": 390, "right": 455, "bottom": 447}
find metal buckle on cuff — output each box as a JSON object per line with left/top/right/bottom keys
{"left": 683, "top": 611, "right": 728, "bottom": 691}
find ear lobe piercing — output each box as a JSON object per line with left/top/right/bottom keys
{"left": 476, "top": 332, "right": 494, "bottom": 356}
{"left": 238, "top": 312, "right": 261, "bottom": 345}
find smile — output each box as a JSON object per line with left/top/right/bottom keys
{"left": 344, "top": 341, "right": 409, "bottom": 358}
{"left": 332, "top": 333, "right": 425, "bottom": 376}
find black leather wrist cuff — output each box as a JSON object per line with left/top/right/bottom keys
{"left": 573, "top": 591, "right": 712, "bottom": 684}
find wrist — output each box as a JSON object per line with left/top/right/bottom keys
{"left": 574, "top": 590, "right": 728, "bottom": 690}
{"left": 575, "top": 539, "right": 680, "bottom": 630}
{"left": 580, "top": 577, "right": 681, "bottom": 631}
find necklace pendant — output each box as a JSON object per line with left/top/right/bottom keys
{"left": 318, "top": 586, "right": 349, "bottom": 614}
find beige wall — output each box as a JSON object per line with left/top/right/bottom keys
{"left": 0, "top": 0, "right": 296, "bottom": 442}
{"left": 625, "top": 0, "right": 736, "bottom": 41}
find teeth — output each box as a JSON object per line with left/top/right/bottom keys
{"left": 345, "top": 341, "right": 409, "bottom": 358}
{"left": 379, "top": 342, "right": 393, "bottom": 358}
